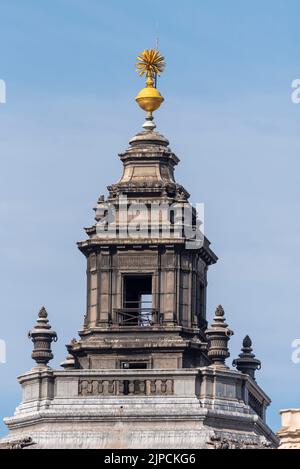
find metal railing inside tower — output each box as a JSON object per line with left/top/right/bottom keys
{"left": 114, "top": 301, "right": 162, "bottom": 326}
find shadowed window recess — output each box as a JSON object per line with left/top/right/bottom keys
{"left": 121, "top": 275, "right": 153, "bottom": 326}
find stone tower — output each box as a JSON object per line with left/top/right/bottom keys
{"left": 1, "top": 49, "right": 279, "bottom": 449}
{"left": 69, "top": 124, "right": 217, "bottom": 372}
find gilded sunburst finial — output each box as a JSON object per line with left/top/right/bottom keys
{"left": 135, "top": 49, "right": 166, "bottom": 78}
{"left": 135, "top": 48, "right": 166, "bottom": 130}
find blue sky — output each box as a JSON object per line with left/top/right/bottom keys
{"left": 1, "top": 0, "right": 300, "bottom": 435}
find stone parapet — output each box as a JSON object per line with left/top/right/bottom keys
{"left": 1, "top": 366, "right": 279, "bottom": 449}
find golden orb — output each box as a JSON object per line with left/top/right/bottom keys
{"left": 135, "top": 85, "right": 164, "bottom": 113}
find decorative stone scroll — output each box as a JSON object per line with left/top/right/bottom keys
{"left": 78, "top": 378, "right": 174, "bottom": 396}
{"left": 208, "top": 435, "right": 272, "bottom": 450}
{"left": 0, "top": 437, "right": 34, "bottom": 449}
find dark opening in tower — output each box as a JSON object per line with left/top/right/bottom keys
{"left": 122, "top": 275, "right": 153, "bottom": 326}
